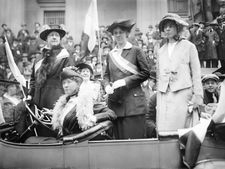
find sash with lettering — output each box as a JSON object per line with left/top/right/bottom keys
{"left": 109, "top": 48, "right": 139, "bottom": 75}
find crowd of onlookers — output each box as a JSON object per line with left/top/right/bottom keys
{"left": 1, "top": 18, "right": 225, "bottom": 136}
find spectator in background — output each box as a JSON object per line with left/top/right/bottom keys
{"left": 189, "top": 22, "right": 207, "bottom": 67}
{"left": 64, "top": 36, "right": 75, "bottom": 55}
{"left": 201, "top": 74, "right": 220, "bottom": 117}
{"left": 204, "top": 23, "right": 220, "bottom": 68}
{"left": 34, "top": 22, "right": 41, "bottom": 35}
{"left": 76, "top": 63, "right": 101, "bottom": 102}
{"left": 0, "top": 36, "right": 6, "bottom": 64}
{"left": 1, "top": 76, "right": 21, "bottom": 123}
{"left": 5, "top": 28, "right": 15, "bottom": 47}
{"left": 11, "top": 38, "right": 22, "bottom": 64}
{"left": 17, "top": 24, "right": 29, "bottom": 44}
{"left": 152, "top": 24, "right": 162, "bottom": 54}
{"left": 102, "top": 45, "right": 111, "bottom": 56}
{"left": 91, "top": 55, "right": 98, "bottom": 70}
{"left": 27, "top": 36, "right": 39, "bottom": 56}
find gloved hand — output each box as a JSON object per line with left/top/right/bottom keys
{"left": 190, "top": 94, "right": 203, "bottom": 109}
{"left": 105, "top": 85, "right": 114, "bottom": 94}
{"left": 112, "top": 79, "right": 126, "bottom": 89}
{"left": 23, "top": 95, "right": 32, "bottom": 105}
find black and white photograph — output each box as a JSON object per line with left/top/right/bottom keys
{"left": 0, "top": 0, "right": 225, "bottom": 168}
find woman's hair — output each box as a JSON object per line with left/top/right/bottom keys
{"left": 162, "top": 20, "right": 184, "bottom": 41}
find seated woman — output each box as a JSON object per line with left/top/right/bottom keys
{"left": 45, "top": 67, "right": 117, "bottom": 137}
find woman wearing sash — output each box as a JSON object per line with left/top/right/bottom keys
{"left": 157, "top": 13, "right": 203, "bottom": 134}
{"left": 104, "top": 19, "right": 150, "bottom": 139}
{"left": 28, "top": 25, "right": 73, "bottom": 109}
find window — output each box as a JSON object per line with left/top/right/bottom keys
{"left": 44, "top": 11, "right": 65, "bottom": 25}
{"left": 168, "top": 0, "right": 189, "bottom": 17}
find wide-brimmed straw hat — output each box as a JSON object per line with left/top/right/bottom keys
{"left": 107, "top": 19, "right": 135, "bottom": 34}
{"left": 159, "top": 13, "right": 189, "bottom": 32}
{"left": 40, "top": 25, "right": 66, "bottom": 41}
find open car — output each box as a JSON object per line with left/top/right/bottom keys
{"left": 0, "top": 101, "right": 183, "bottom": 169}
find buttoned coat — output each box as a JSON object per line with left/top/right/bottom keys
{"left": 104, "top": 43, "right": 150, "bottom": 117}
{"left": 29, "top": 47, "right": 72, "bottom": 109}
{"left": 157, "top": 39, "right": 203, "bottom": 131}
{"left": 158, "top": 39, "right": 203, "bottom": 97}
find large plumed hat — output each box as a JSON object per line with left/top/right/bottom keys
{"left": 107, "top": 19, "right": 135, "bottom": 34}
{"left": 60, "top": 67, "right": 83, "bottom": 82}
{"left": 76, "top": 63, "right": 94, "bottom": 74}
{"left": 40, "top": 25, "right": 66, "bottom": 41}
{"left": 159, "top": 13, "right": 189, "bottom": 32}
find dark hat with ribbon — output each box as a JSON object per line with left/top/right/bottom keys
{"left": 107, "top": 19, "right": 135, "bottom": 33}
{"left": 40, "top": 25, "right": 66, "bottom": 41}
{"left": 159, "top": 13, "right": 189, "bottom": 32}
{"left": 76, "top": 63, "right": 94, "bottom": 74}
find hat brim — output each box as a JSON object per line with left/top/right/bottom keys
{"left": 159, "top": 18, "right": 189, "bottom": 32}
{"left": 76, "top": 63, "right": 94, "bottom": 74}
{"left": 40, "top": 29, "right": 66, "bottom": 41}
{"left": 202, "top": 77, "right": 219, "bottom": 83}
{"left": 107, "top": 22, "right": 135, "bottom": 34}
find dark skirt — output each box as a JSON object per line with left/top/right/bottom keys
{"left": 113, "top": 115, "right": 146, "bottom": 139}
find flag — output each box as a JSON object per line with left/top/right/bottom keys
{"left": 5, "top": 37, "right": 26, "bottom": 87}
{"left": 83, "top": 0, "right": 99, "bottom": 52}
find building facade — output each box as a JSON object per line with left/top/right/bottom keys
{"left": 0, "top": 0, "right": 190, "bottom": 43}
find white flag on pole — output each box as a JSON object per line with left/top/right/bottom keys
{"left": 5, "top": 37, "right": 26, "bottom": 87}
{"left": 84, "top": 0, "right": 99, "bottom": 52}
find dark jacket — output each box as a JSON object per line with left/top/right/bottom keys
{"left": 29, "top": 46, "right": 72, "bottom": 109}
{"left": 104, "top": 43, "right": 150, "bottom": 117}
{"left": 203, "top": 89, "right": 219, "bottom": 105}
{"left": 63, "top": 102, "right": 116, "bottom": 136}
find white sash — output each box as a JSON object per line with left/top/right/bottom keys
{"left": 109, "top": 49, "right": 139, "bottom": 75}
{"left": 35, "top": 48, "right": 69, "bottom": 73}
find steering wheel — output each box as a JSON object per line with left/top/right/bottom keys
{"left": 24, "top": 101, "right": 55, "bottom": 132}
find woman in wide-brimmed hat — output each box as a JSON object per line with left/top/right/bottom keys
{"left": 28, "top": 25, "right": 74, "bottom": 110}
{"left": 157, "top": 13, "right": 203, "bottom": 133}
{"left": 104, "top": 19, "right": 150, "bottom": 139}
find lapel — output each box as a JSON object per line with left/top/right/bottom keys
{"left": 121, "top": 49, "right": 130, "bottom": 59}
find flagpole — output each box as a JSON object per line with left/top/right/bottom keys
{"left": 97, "top": 30, "right": 103, "bottom": 80}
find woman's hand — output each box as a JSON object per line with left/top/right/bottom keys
{"left": 112, "top": 79, "right": 126, "bottom": 89}
{"left": 190, "top": 94, "right": 203, "bottom": 109}
{"left": 42, "top": 108, "right": 53, "bottom": 116}
{"left": 105, "top": 85, "right": 114, "bottom": 94}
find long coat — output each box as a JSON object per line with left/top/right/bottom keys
{"left": 63, "top": 102, "right": 117, "bottom": 136}
{"left": 204, "top": 28, "right": 219, "bottom": 60}
{"left": 217, "top": 28, "right": 225, "bottom": 61}
{"left": 157, "top": 39, "right": 203, "bottom": 132}
{"left": 29, "top": 46, "right": 72, "bottom": 109}
{"left": 104, "top": 42, "right": 150, "bottom": 139}
{"left": 104, "top": 42, "right": 150, "bottom": 117}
